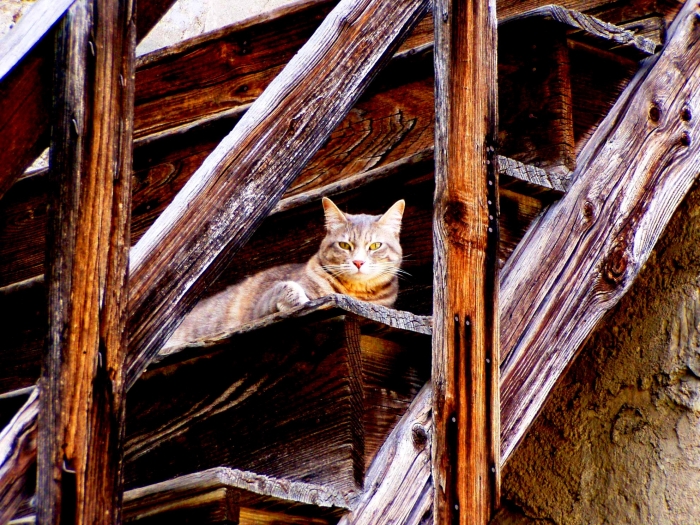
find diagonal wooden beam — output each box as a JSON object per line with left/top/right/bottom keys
{"left": 499, "top": 0, "right": 700, "bottom": 463}
{"left": 124, "top": 0, "right": 431, "bottom": 388}
{"left": 0, "top": 389, "right": 37, "bottom": 523}
{"left": 36, "top": 0, "right": 136, "bottom": 522}
{"left": 0, "top": 0, "right": 180, "bottom": 202}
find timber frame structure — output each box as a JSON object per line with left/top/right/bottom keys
{"left": 0, "top": 0, "right": 698, "bottom": 523}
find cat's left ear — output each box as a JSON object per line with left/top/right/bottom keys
{"left": 377, "top": 200, "right": 405, "bottom": 234}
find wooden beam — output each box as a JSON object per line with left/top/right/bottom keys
{"left": 432, "top": 0, "right": 500, "bottom": 523}
{"left": 0, "top": 0, "right": 180, "bottom": 201}
{"left": 499, "top": 0, "right": 700, "bottom": 462}
{"left": 124, "top": 0, "right": 431, "bottom": 389}
{"left": 36, "top": 0, "right": 135, "bottom": 522}
{"left": 338, "top": 383, "right": 432, "bottom": 525}
{"left": 0, "top": 389, "right": 37, "bottom": 524}
{"left": 135, "top": 0, "right": 179, "bottom": 42}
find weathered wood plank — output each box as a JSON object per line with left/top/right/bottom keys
{"left": 500, "top": 4, "right": 657, "bottom": 58}
{"left": 500, "top": 0, "right": 700, "bottom": 462}
{"left": 0, "top": 389, "right": 37, "bottom": 525}
{"left": 433, "top": 0, "right": 500, "bottom": 523}
{"left": 123, "top": 468, "right": 348, "bottom": 524}
{"left": 0, "top": 0, "right": 181, "bottom": 202}
{"left": 124, "top": 0, "right": 431, "bottom": 389}
{"left": 36, "top": 0, "right": 135, "bottom": 522}
{"left": 338, "top": 383, "right": 432, "bottom": 525}
{"left": 125, "top": 317, "right": 365, "bottom": 498}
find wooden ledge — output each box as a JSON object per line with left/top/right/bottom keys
{"left": 497, "top": 155, "right": 570, "bottom": 196}
{"left": 124, "top": 467, "right": 350, "bottom": 522}
{"left": 500, "top": 4, "right": 658, "bottom": 59}
{"left": 157, "top": 294, "right": 432, "bottom": 363}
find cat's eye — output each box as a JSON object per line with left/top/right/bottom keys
{"left": 338, "top": 241, "right": 352, "bottom": 250}
{"left": 369, "top": 242, "right": 382, "bottom": 250}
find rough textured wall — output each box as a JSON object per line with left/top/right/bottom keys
{"left": 498, "top": 180, "right": 700, "bottom": 524}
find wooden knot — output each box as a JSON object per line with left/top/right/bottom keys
{"left": 602, "top": 243, "right": 629, "bottom": 286}
{"left": 649, "top": 104, "right": 660, "bottom": 123}
{"left": 443, "top": 200, "right": 485, "bottom": 249}
{"left": 581, "top": 200, "right": 596, "bottom": 227}
{"left": 681, "top": 131, "right": 692, "bottom": 147}
{"left": 681, "top": 106, "right": 692, "bottom": 122}
{"left": 412, "top": 424, "right": 428, "bottom": 449}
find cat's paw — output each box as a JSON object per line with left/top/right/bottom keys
{"left": 276, "top": 282, "right": 310, "bottom": 312}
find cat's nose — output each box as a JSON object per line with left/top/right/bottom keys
{"left": 352, "top": 260, "right": 365, "bottom": 269}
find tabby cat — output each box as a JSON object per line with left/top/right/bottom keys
{"left": 165, "top": 197, "right": 405, "bottom": 347}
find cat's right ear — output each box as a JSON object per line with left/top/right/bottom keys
{"left": 322, "top": 197, "right": 348, "bottom": 230}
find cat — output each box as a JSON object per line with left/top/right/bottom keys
{"left": 165, "top": 197, "right": 405, "bottom": 347}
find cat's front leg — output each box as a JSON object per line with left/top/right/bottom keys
{"left": 271, "top": 281, "right": 310, "bottom": 313}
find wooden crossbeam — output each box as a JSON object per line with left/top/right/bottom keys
{"left": 432, "top": 0, "right": 500, "bottom": 522}
{"left": 36, "top": 0, "right": 136, "bottom": 522}
{"left": 499, "top": 0, "right": 700, "bottom": 462}
{"left": 338, "top": 384, "right": 432, "bottom": 525}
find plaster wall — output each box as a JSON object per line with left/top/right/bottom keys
{"left": 498, "top": 181, "right": 700, "bottom": 523}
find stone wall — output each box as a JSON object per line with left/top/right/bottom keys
{"left": 497, "top": 181, "right": 700, "bottom": 523}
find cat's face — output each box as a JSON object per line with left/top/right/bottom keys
{"left": 318, "top": 197, "right": 404, "bottom": 283}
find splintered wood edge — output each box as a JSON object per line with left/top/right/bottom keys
{"left": 497, "top": 155, "right": 570, "bottom": 194}
{"left": 500, "top": 4, "right": 658, "bottom": 57}
{"left": 123, "top": 467, "right": 352, "bottom": 510}
{"left": 157, "top": 294, "right": 432, "bottom": 361}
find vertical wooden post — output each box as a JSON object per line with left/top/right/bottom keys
{"left": 37, "top": 0, "right": 135, "bottom": 523}
{"left": 432, "top": 0, "right": 500, "bottom": 522}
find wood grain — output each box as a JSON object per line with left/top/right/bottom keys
{"left": 432, "top": 0, "right": 500, "bottom": 522}
{"left": 36, "top": 0, "right": 135, "bottom": 522}
{"left": 339, "top": 383, "right": 432, "bottom": 525}
{"left": 124, "top": 0, "right": 431, "bottom": 390}
{"left": 123, "top": 467, "right": 348, "bottom": 524}
{"left": 0, "top": 389, "right": 37, "bottom": 525}
{"left": 499, "top": 0, "right": 700, "bottom": 462}
{"left": 0, "top": 0, "right": 181, "bottom": 202}
{"left": 124, "top": 318, "right": 365, "bottom": 498}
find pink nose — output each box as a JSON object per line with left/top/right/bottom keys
{"left": 352, "top": 260, "right": 364, "bottom": 269}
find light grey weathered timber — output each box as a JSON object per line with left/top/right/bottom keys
{"left": 500, "top": 0, "right": 700, "bottom": 462}
{"left": 338, "top": 383, "right": 432, "bottom": 525}
{"left": 0, "top": 389, "right": 38, "bottom": 524}
{"left": 125, "top": 0, "right": 431, "bottom": 389}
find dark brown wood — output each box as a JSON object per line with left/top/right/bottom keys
{"left": 36, "top": 0, "right": 135, "bottom": 522}
{"left": 124, "top": 467, "right": 347, "bottom": 524}
{"left": 339, "top": 383, "right": 432, "bottom": 525}
{"left": 432, "top": 0, "right": 500, "bottom": 523}
{"left": 500, "top": 0, "right": 700, "bottom": 462}
{"left": 500, "top": 4, "right": 657, "bottom": 58}
{"left": 0, "top": 389, "right": 38, "bottom": 524}
{"left": 124, "top": 0, "right": 431, "bottom": 390}
{"left": 498, "top": 21, "right": 575, "bottom": 176}
{"left": 124, "top": 316, "right": 365, "bottom": 497}
{"left": 0, "top": 0, "right": 71, "bottom": 201}
{"left": 0, "top": 0, "right": 181, "bottom": 203}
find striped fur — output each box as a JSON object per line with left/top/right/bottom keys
{"left": 165, "top": 198, "right": 404, "bottom": 347}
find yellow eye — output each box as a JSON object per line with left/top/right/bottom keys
{"left": 369, "top": 242, "right": 382, "bottom": 250}
{"left": 338, "top": 242, "right": 352, "bottom": 250}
